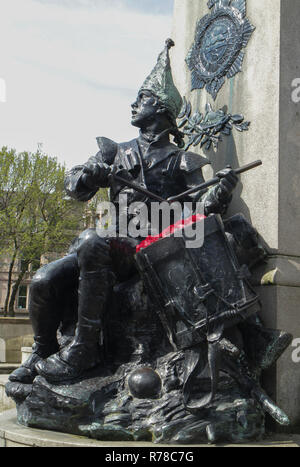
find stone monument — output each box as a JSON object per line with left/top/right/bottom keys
{"left": 4, "top": 0, "right": 298, "bottom": 444}
{"left": 171, "top": 0, "right": 300, "bottom": 431}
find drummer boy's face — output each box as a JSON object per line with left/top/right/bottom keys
{"left": 131, "top": 90, "right": 161, "bottom": 128}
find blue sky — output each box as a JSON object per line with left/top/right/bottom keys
{"left": 0, "top": 0, "right": 174, "bottom": 168}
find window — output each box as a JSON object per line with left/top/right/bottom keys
{"left": 18, "top": 285, "right": 28, "bottom": 310}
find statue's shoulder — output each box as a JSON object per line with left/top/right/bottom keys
{"left": 96, "top": 137, "right": 140, "bottom": 161}
{"left": 96, "top": 136, "right": 119, "bottom": 165}
{"left": 178, "top": 150, "right": 211, "bottom": 173}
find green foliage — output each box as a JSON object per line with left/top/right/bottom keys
{"left": 87, "top": 187, "right": 110, "bottom": 225}
{"left": 0, "top": 146, "right": 84, "bottom": 257}
{"left": 0, "top": 146, "right": 85, "bottom": 315}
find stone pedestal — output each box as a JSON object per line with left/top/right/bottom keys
{"left": 21, "top": 347, "right": 32, "bottom": 365}
{"left": 171, "top": 0, "right": 300, "bottom": 430}
{"left": 1, "top": 409, "right": 299, "bottom": 447}
{"left": 0, "top": 318, "right": 33, "bottom": 363}
{"left": 0, "top": 376, "right": 15, "bottom": 413}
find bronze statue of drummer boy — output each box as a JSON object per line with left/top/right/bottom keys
{"left": 9, "top": 39, "right": 238, "bottom": 384}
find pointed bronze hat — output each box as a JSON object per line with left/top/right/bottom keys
{"left": 139, "top": 39, "right": 183, "bottom": 123}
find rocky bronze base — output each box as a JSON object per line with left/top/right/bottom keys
{"left": 6, "top": 276, "right": 292, "bottom": 445}
{"left": 6, "top": 351, "right": 265, "bottom": 445}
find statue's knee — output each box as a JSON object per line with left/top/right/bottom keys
{"left": 77, "top": 230, "right": 111, "bottom": 270}
{"left": 30, "top": 259, "right": 63, "bottom": 297}
{"left": 30, "top": 268, "right": 52, "bottom": 299}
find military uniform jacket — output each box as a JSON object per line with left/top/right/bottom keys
{"left": 65, "top": 131, "right": 228, "bottom": 232}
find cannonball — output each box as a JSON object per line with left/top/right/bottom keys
{"left": 128, "top": 367, "right": 162, "bottom": 399}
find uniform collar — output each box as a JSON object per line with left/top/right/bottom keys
{"left": 118, "top": 134, "right": 179, "bottom": 172}
{"left": 138, "top": 129, "right": 171, "bottom": 147}
{"left": 136, "top": 131, "right": 179, "bottom": 170}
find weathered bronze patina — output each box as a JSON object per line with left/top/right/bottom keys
{"left": 186, "top": 0, "right": 255, "bottom": 99}
{"left": 6, "top": 39, "right": 292, "bottom": 445}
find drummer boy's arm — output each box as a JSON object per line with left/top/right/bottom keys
{"left": 202, "top": 167, "right": 238, "bottom": 215}
{"left": 64, "top": 153, "right": 112, "bottom": 202}
{"left": 64, "top": 137, "right": 119, "bottom": 202}
{"left": 181, "top": 168, "right": 222, "bottom": 215}
{"left": 181, "top": 160, "right": 238, "bottom": 216}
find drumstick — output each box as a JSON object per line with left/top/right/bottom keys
{"left": 167, "top": 160, "right": 262, "bottom": 203}
{"left": 108, "top": 173, "right": 167, "bottom": 203}
{"left": 111, "top": 160, "right": 262, "bottom": 204}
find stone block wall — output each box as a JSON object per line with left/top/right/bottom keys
{"left": 171, "top": 0, "right": 300, "bottom": 430}
{"left": 0, "top": 318, "right": 33, "bottom": 363}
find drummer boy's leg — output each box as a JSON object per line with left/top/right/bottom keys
{"left": 35, "top": 229, "right": 116, "bottom": 383}
{"left": 9, "top": 253, "right": 79, "bottom": 384}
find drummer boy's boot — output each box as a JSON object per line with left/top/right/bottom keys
{"left": 9, "top": 277, "right": 61, "bottom": 384}
{"left": 8, "top": 339, "right": 59, "bottom": 384}
{"left": 35, "top": 271, "right": 112, "bottom": 383}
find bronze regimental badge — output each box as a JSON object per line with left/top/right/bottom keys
{"left": 186, "top": 0, "right": 255, "bottom": 100}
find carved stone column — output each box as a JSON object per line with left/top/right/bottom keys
{"left": 171, "top": 0, "right": 300, "bottom": 430}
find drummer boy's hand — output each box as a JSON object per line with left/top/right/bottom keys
{"left": 113, "top": 164, "right": 135, "bottom": 182}
{"left": 216, "top": 166, "right": 239, "bottom": 199}
{"left": 82, "top": 162, "right": 111, "bottom": 189}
